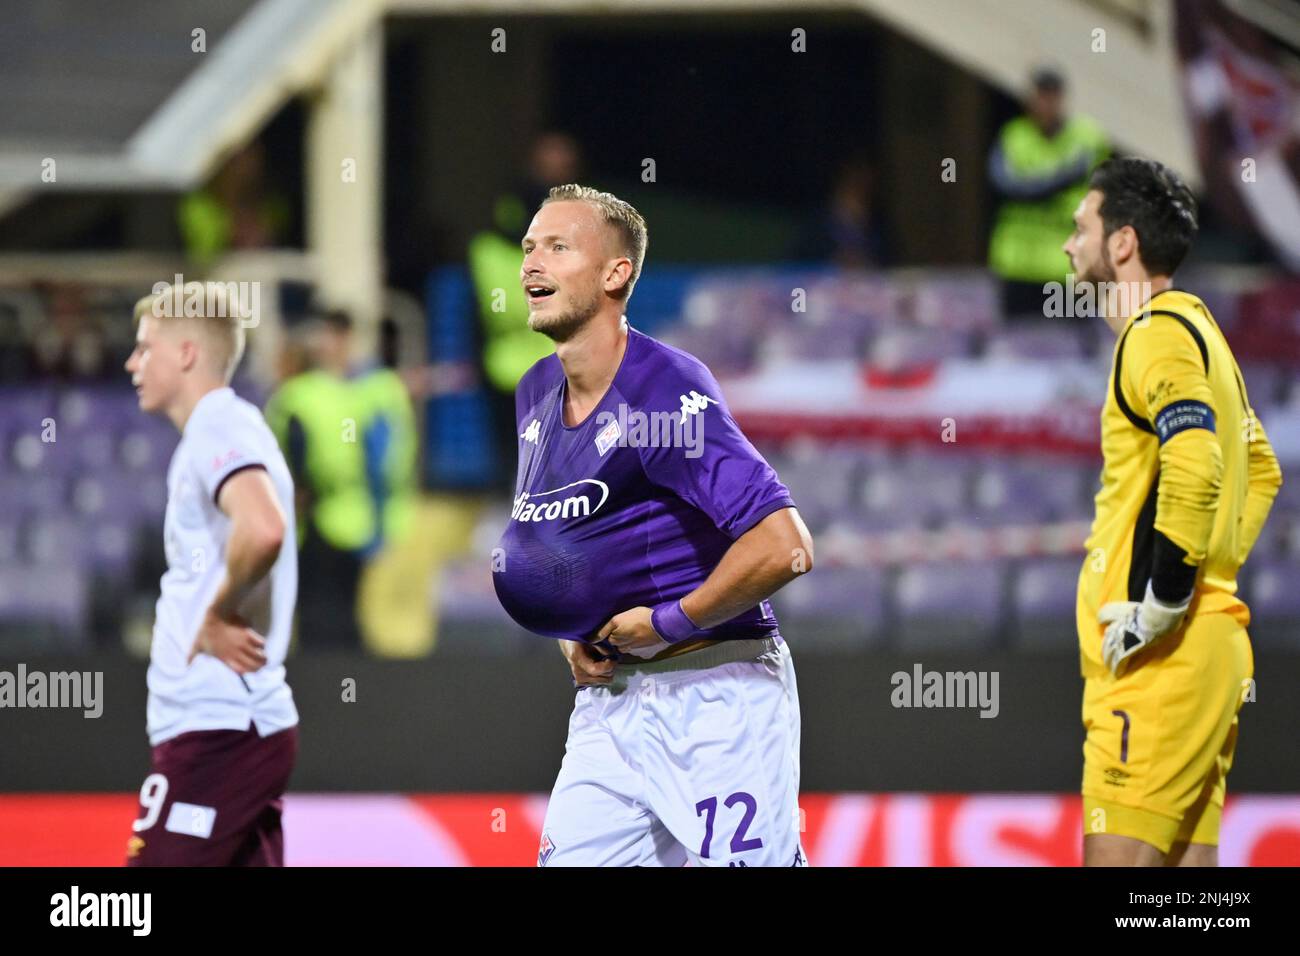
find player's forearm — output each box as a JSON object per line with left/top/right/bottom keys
{"left": 987, "top": 143, "right": 1091, "bottom": 200}
{"left": 1153, "top": 429, "right": 1222, "bottom": 566}
{"left": 680, "top": 508, "right": 813, "bottom": 630}
{"left": 211, "top": 515, "right": 285, "bottom": 618}
{"left": 1149, "top": 429, "right": 1222, "bottom": 603}
{"left": 1237, "top": 421, "right": 1283, "bottom": 563}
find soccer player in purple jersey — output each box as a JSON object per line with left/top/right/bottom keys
{"left": 493, "top": 185, "right": 814, "bottom": 866}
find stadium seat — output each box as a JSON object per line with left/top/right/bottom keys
{"left": 0, "top": 562, "right": 89, "bottom": 653}
{"left": 769, "top": 565, "right": 887, "bottom": 652}
{"left": 1244, "top": 557, "right": 1300, "bottom": 651}
{"left": 912, "top": 273, "right": 1000, "bottom": 334}
{"left": 0, "top": 473, "right": 67, "bottom": 513}
{"left": 893, "top": 560, "right": 1007, "bottom": 651}
{"left": 1239, "top": 362, "right": 1288, "bottom": 408}
{"left": 1010, "top": 556, "right": 1082, "bottom": 651}
{"left": 984, "top": 323, "right": 1088, "bottom": 360}
{"left": 968, "top": 460, "right": 1088, "bottom": 525}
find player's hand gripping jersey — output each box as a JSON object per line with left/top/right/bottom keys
{"left": 493, "top": 326, "right": 795, "bottom": 650}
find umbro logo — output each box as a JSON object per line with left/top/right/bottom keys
{"left": 520, "top": 419, "right": 541, "bottom": 444}
{"left": 678, "top": 390, "right": 717, "bottom": 422}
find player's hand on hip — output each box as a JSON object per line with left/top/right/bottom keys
{"left": 599, "top": 607, "right": 672, "bottom": 659}
{"left": 1098, "top": 582, "right": 1190, "bottom": 677}
{"left": 561, "top": 639, "right": 616, "bottom": 687}
{"left": 189, "top": 607, "right": 268, "bottom": 674}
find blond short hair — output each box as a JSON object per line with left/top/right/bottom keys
{"left": 542, "top": 184, "right": 648, "bottom": 301}
{"left": 134, "top": 281, "right": 247, "bottom": 382}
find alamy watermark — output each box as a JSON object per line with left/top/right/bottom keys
{"left": 150, "top": 275, "right": 261, "bottom": 328}
{"left": 890, "top": 664, "right": 999, "bottom": 718}
{"left": 0, "top": 664, "right": 103, "bottom": 718}
{"left": 1042, "top": 277, "right": 1153, "bottom": 320}
{"left": 50, "top": 886, "right": 150, "bottom": 936}
{"left": 591, "top": 391, "right": 716, "bottom": 460}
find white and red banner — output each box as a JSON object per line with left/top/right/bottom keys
{"left": 3, "top": 793, "right": 1297, "bottom": 866}
{"left": 1176, "top": 0, "right": 1300, "bottom": 273}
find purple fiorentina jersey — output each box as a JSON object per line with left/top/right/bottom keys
{"left": 493, "top": 325, "right": 796, "bottom": 644}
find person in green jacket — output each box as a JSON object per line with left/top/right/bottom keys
{"left": 354, "top": 354, "right": 418, "bottom": 549}
{"left": 988, "top": 68, "right": 1110, "bottom": 319}
{"left": 470, "top": 132, "right": 583, "bottom": 486}
{"left": 264, "top": 311, "right": 374, "bottom": 648}
{"left": 179, "top": 143, "right": 291, "bottom": 268}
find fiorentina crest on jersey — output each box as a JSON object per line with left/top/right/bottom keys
{"left": 595, "top": 418, "right": 622, "bottom": 456}
{"left": 538, "top": 832, "right": 556, "bottom": 866}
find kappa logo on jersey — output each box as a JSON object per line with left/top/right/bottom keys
{"left": 538, "top": 832, "right": 556, "bottom": 866}
{"left": 678, "top": 390, "right": 717, "bottom": 422}
{"left": 595, "top": 418, "right": 622, "bottom": 456}
{"left": 511, "top": 478, "right": 610, "bottom": 523}
{"left": 520, "top": 419, "right": 541, "bottom": 444}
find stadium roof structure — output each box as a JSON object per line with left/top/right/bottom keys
{"left": 5, "top": 0, "right": 1299, "bottom": 211}
{"left": 0, "top": 0, "right": 378, "bottom": 201}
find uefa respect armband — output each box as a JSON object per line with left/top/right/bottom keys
{"left": 1154, "top": 400, "right": 1216, "bottom": 443}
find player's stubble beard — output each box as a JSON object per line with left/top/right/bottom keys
{"left": 1075, "top": 240, "right": 1119, "bottom": 326}
{"left": 528, "top": 284, "right": 603, "bottom": 344}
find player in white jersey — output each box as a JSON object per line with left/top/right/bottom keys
{"left": 123, "top": 282, "right": 299, "bottom": 866}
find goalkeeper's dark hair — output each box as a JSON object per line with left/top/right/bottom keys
{"left": 1089, "top": 157, "right": 1198, "bottom": 277}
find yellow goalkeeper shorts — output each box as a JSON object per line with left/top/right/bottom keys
{"left": 1081, "top": 610, "right": 1253, "bottom": 854}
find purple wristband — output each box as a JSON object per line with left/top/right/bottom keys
{"left": 651, "top": 600, "right": 704, "bottom": 644}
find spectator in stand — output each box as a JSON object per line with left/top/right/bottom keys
{"left": 263, "top": 311, "right": 372, "bottom": 648}
{"left": 469, "top": 132, "right": 585, "bottom": 487}
{"left": 988, "top": 67, "right": 1109, "bottom": 319}
{"left": 179, "top": 142, "right": 291, "bottom": 267}
{"left": 789, "top": 157, "right": 892, "bottom": 269}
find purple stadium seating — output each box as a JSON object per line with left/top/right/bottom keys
{"left": 769, "top": 565, "right": 887, "bottom": 650}
{"left": 0, "top": 516, "right": 21, "bottom": 564}
{"left": 984, "top": 323, "right": 1088, "bottom": 360}
{"left": 0, "top": 473, "right": 67, "bottom": 513}
{"left": 1011, "top": 556, "right": 1082, "bottom": 650}
{"left": 1239, "top": 362, "right": 1288, "bottom": 408}
{"left": 969, "top": 460, "right": 1089, "bottom": 525}
{"left": 0, "top": 562, "right": 89, "bottom": 645}
{"left": 894, "top": 560, "right": 1006, "bottom": 651}
{"left": 85, "top": 517, "right": 137, "bottom": 582}
{"left": 912, "top": 273, "right": 1000, "bottom": 333}
{"left": 1244, "top": 557, "right": 1300, "bottom": 650}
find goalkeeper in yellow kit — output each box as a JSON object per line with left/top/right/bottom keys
{"left": 1063, "top": 158, "right": 1283, "bottom": 866}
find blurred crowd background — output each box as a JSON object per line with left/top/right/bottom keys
{"left": 1, "top": 0, "right": 1298, "bottom": 663}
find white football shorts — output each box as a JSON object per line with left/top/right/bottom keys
{"left": 538, "top": 636, "right": 808, "bottom": 867}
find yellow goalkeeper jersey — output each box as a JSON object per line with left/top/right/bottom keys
{"left": 1077, "top": 288, "right": 1283, "bottom": 675}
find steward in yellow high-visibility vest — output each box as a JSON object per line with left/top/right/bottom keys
{"left": 988, "top": 68, "right": 1109, "bottom": 313}
{"left": 263, "top": 312, "right": 373, "bottom": 647}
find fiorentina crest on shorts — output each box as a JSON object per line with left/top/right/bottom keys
{"left": 538, "top": 832, "right": 557, "bottom": 867}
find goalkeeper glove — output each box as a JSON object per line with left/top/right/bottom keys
{"left": 1098, "top": 582, "right": 1191, "bottom": 676}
